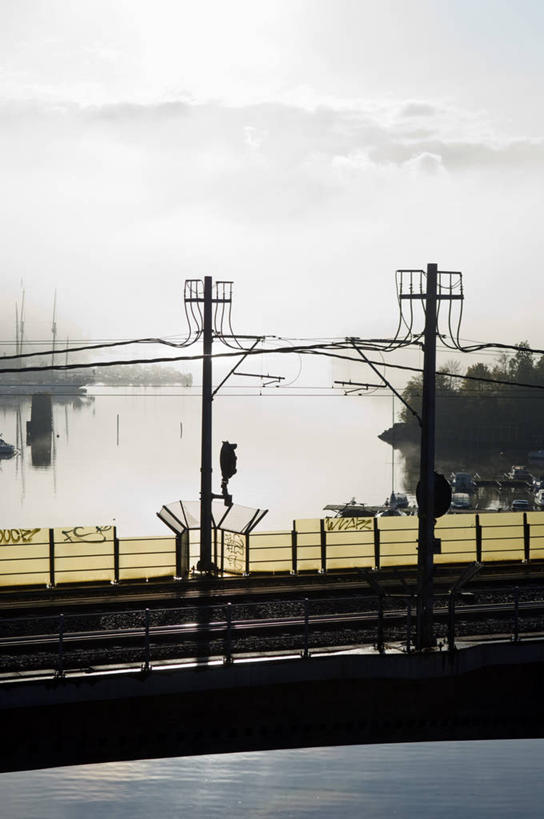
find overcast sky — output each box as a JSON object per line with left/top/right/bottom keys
{"left": 2, "top": 0, "right": 544, "bottom": 369}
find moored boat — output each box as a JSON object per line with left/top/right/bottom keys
{"left": 0, "top": 434, "right": 16, "bottom": 458}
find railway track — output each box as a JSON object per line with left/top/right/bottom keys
{"left": 3, "top": 561, "right": 544, "bottom": 615}
{"left": 1, "top": 596, "right": 542, "bottom": 668}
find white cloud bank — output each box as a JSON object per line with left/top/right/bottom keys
{"left": 0, "top": 95, "right": 543, "bottom": 351}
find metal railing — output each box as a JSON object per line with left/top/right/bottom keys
{"left": 1, "top": 582, "right": 540, "bottom": 680}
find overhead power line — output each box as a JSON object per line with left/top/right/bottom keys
{"left": 0, "top": 335, "right": 202, "bottom": 362}
{"left": 3, "top": 338, "right": 544, "bottom": 394}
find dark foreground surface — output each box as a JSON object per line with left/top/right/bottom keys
{"left": 2, "top": 640, "right": 544, "bottom": 773}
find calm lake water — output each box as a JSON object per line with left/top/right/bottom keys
{"left": 2, "top": 740, "right": 544, "bottom": 818}
{"left": 0, "top": 386, "right": 401, "bottom": 534}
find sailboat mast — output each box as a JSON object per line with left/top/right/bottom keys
{"left": 51, "top": 291, "right": 57, "bottom": 367}
{"left": 15, "top": 302, "right": 19, "bottom": 359}
{"left": 19, "top": 289, "right": 25, "bottom": 359}
{"left": 391, "top": 395, "right": 395, "bottom": 496}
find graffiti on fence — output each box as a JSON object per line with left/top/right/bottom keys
{"left": 60, "top": 526, "right": 113, "bottom": 543}
{"left": 324, "top": 517, "right": 373, "bottom": 533}
{"left": 224, "top": 532, "right": 245, "bottom": 572}
{"left": 0, "top": 528, "right": 41, "bottom": 544}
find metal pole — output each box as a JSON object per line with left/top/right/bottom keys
{"left": 199, "top": 276, "right": 213, "bottom": 572}
{"left": 302, "top": 597, "right": 310, "bottom": 659}
{"left": 513, "top": 586, "right": 520, "bottom": 642}
{"left": 57, "top": 613, "right": 65, "bottom": 678}
{"left": 391, "top": 395, "right": 395, "bottom": 497}
{"left": 143, "top": 607, "right": 151, "bottom": 671}
{"left": 416, "top": 262, "right": 438, "bottom": 650}
{"left": 377, "top": 593, "right": 384, "bottom": 654}
{"left": 448, "top": 591, "right": 456, "bottom": 652}
{"left": 224, "top": 602, "right": 233, "bottom": 663}
{"left": 406, "top": 597, "right": 412, "bottom": 654}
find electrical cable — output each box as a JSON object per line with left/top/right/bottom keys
{"left": 4, "top": 339, "right": 544, "bottom": 394}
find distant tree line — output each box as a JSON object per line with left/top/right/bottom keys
{"left": 398, "top": 343, "right": 544, "bottom": 450}
{"left": 87, "top": 363, "right": 193, "bottom": 386}
{"left": 0, "top": 358, "right": 192, "bottom": 387}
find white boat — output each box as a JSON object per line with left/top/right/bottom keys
{"left": 0, "top": 435, "right": 16, "bottom": 458}
{"left": 451, "top": 492, "right": 471, "bottom": 509}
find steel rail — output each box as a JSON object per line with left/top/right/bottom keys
{"left": 2, "top": 599, "right": 544, "bottom": 652}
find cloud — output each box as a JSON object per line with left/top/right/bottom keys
{"left": 398, "top": 100, "right": 439, "bottom": 118}
{"left": 2, "top": 95, "right": 543, "bottom": 179}
{"left": 404, "top": 151, "right": 445, "bottom": 175}
{"left": 0, "top": 91, "right": 543, "bottom": 350}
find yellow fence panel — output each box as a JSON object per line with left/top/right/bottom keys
{"left": 527, "top": 512, "right": 544, "bottom": 560}
{"left": 0, "top": 544, "right": 50, "bottom": 561}
{"left": 2, "top": 511, "right": 543, "bottom": 587}
{"left": 480, "top": 512, "right": 524, "bottom": 561}
{"left": 0, "top": 528, "right": 50, "bottom": 586}
{"left": 320, "top": 517, "right": 374, "bottom": 570}
{"left": 249, "top": 532, "right": 291, "bottom": 573}
{"left": 0, "top": 556, "right": 49, "bottom": 586}
{"left": 189, "top": 531, "right": 200, "bottom": 569}
{"left": 54, "top": 526, "right": 115, "bottom": 583}
{"left": 297, "top": 546, "right": 321, "bottom": 571}
{"left": 119, "top": 537, "right": 176, "bottom": 580}
{"left": 435, "top": 513, "right": 477, "bottom": 564}
{"left": 378, "top": 516, "right": 419, "bottom": 567}
{"left": 326, "top": 545, "right": 375, "bottom": 570}
{"left": 295, "top": 518, "right": 320, "bottom": 534}
{"left": 295, "top": 523, "right": 321, "bottom": 571}
{"left": 54, "top": 555, "right": 114, "bottom": 584}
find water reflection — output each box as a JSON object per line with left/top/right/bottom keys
{"left": 398, "top": 441, "right": 544, "bottom": 510}
{"left": 26, "top": 394, "right": 53, "bottom": 467}
{"left": 0, "top": 388, "right": 401, "bottom": 533}
{"left": 1, "top": 392, "right": 95, "bottom": 510}
{"left": 1, "top": 741, "right": 544, "bottom": 818}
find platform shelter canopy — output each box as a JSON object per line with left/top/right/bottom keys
{"left": 157, "top": 500, "right": 267, "bottom": 535}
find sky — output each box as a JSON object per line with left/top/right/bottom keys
{"left": 1, "top": 0, "right": 544, "bottom": 371}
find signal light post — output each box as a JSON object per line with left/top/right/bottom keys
{"left": 184, "top": 277, "right": 272, "bottom": 573}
